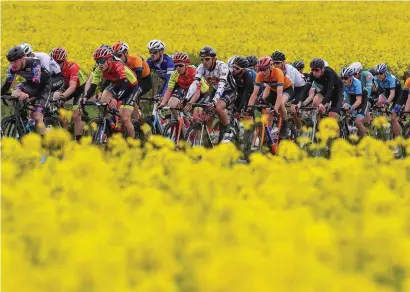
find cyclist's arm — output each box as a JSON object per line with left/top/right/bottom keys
{"left": 237, "top": 74, "right": 254, "bottom": 110}
{"left": 300, "top": 73, "right": 313, "bottom": 104}
{"left": 275, "top": 85, "right": 284, "bottom": 111}
{"left": 158, "top": 58, "right": 175, "bottom": 96}
{"left": 248, "top": 84, "right": 261, "bottom": 106}
{"left": 215, "top": 63, "right": 229, "bottom": 98}
{"left": 351, "top": 95, "right": 362, "bottom": 110}
{"left": 322, "top": 71, "right": 336, "bottom": 105}
{"left": 85, "top": 67, "right": 103, "bottom": 99}
{"left": 186, "top": 65, "right": 204, "bottom": 100}
{"left": 60, "top": 65, "right": 79, "bottom": 100}
{"left": 1, "top": 67, "right": 15, "bottom": 95}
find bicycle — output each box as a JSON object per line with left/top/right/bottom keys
{"left": 83, "top": 100, "right": 149, "bottom": 145}
{"left": 161, "top": 107, "right": 193, "bottom": 147}
{"left": 1, "top": 95, "right": 61, "bottom": 139}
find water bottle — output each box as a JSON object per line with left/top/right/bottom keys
{"left": 25, "top": 119, "right": 35, "bottom": 132}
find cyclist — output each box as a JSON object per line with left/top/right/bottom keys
{"left": 340, "top": 67, "right": 368, "bottom": 138}
{"left": 271, "top": 51, "right": 306, "bottom": 132}
{"left": 246, "top": 55, "right": 258, "bottom": 72}
{"left": 20, "top": 43, "right": 64, "bottom": 92}
{"left": 112, "top": 41, "right": 152, "bottom": 101}
{"left": 348, "top": 62, "right": 374, "bottom": 102}
{"left": 86, "top": 45, "right": 139, "bottom": 138}
{"left": 374, "top": 63, "right": 403, "bottom": 138}
{"left": 247, "top": 56, "right": 294, "bottom": 139}
{"left": 292, "top": 60, "right": 310, "bottom": 80}
{"left": 186, "top": 46, "right": 237, "bottom": 143}
{"left": 50, "top": 47, "right": 87, "bottom": 141}
{"left": 146, "top": 40, "right": 174, "bottom": 97}
{"left": 403, "top": 76, "right": 410, "bottom": 113}
{"left": 227, "top": 56, "right": 254, "bottom": 112}
{"left": 159, "top": 52, "right": 209, "bottom": 109}
{"left": 1, "top": 45, "right": 51, "bottom": 133}
{"left": 301, "top": 58, "right": 343, "bottom": 121}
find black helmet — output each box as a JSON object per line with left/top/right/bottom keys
{"left": 246, "top": 55, "right": 258, "bottom": 67}
{"left": 232, "top": 56, "right": 249, "bottom": 69}
{"left": 199, "top": 46, "right": 216, "bottom": 57}
{"left": 6, "top": 46, "right": 25, "bottom": 62}
{"left": 369, "top": 68, "right": 377, "bottom": 76}
{"left": 271, "top": 51, "right": 286, "bottom": 61}
{"left": 292, "top": 60, "right": 305, "bottom": 70}
{"left": 310, "top": 58, "right": 325, "bottom": 69}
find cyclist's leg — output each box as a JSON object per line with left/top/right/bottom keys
{"left": 404, "top": 90, "right": 410, "bottom": 112}
{"left": 391, "top": 87, "right": 403, "bottom": 138}
{"left": 32, "top": 84, "right": 51, "bottom": 135}
{"left": 290, "top": 85, "right": 304, "bottom": 130}
{"left": 328, "top": 89, "right": 343, "bottom": 119}
{"left": 72, "top": 85, "right": 85, "bottom": 140}
{"left": 120, "top": 86, "right": 138, "bottom": 138}
{"left": 355, "top": 100, "right": 369, "bottom": 137}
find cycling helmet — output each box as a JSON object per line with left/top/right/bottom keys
{"left": 112, "top": 41, "right": 129, "bottom": 54}
{"left": 233, "top": 56, "right": 249, "bottom": 68}
{"left": 172, "top": 52, "right": 190, "bottom": 64}
{"left": 340, "top": 67, "right": 354, "bottom": 79}
{"left": 20, "top": 43, "right": 33, "bottom": 56}
{"left": 6, "top": 46, "right": 25, "bottom": 61}
{"left": 369, "top": 68, "right": 377, "bottom": 76}
{"left": 271, "top": 51, "right": 286, "bottom": 61}
{"left": 349, "top": 62, "right": 363, "bottom": 74}
{"left": 199, "top": 46, "right": 216, "bottom": 57}
{"left": 51, "top": 47, "right": 68, "bottom": 62}
{"left": 227, "top": 56, "right": 239, "bottom": 68}
{"left": 93, "top": 45, "right": 113, "bottom": 60}
{"left": 310, "top": 58, "right": 325, "bottom": 69}
{"left": 375, "top": 63, "right": 388, "bottom": 74}
{"left": 246, "top": 55, "right": 258, "bottom": 67}
{"left": 257, "top": 56, "right": 273, "bottom": 70}
{"left": 147, "top": 40, "right": 166, "bottom": 51}
{"left": 292, "top": 60, "right": 305, "bottom": 70}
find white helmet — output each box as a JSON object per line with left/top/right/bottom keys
{"left": 323, "top": 60, "right": 329, "bottom": 67}
{"left": 349, "top": 62, "right": 363, "bottom": 74}
{"left": 147, "top": 40, "right": 165, "bottom": 51}
{"left": 20, "top": 43, "right": 33, "bottom": 56}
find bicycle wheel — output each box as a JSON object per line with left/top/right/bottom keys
{"left": 1, "top": 116, "right": 25, "bottom": 139}
{"left": 43, "top": 117, "right": 62, "bottom": 133}
{"left": 162, "top": 120, "right": 180, "bottom": 144}
{"left": 403, "top": 123, "right": 410, "bottom": 139}
{"left": 124, "top": 119, "right": 151, "bottom": 145}
{"left": 243, "top": 122, "right": 270, "bottom": 160}
{"left": 86, "top": 118, "right": 111, "bottom": 145}
{"left": 185, "top": 122, "right": 213, "bottom": 148}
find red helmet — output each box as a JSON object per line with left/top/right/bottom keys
{"left": 93, "top": 45, "right": 113, "bottom": 60}
{"left": 257, "top": 56, "right": 272, "bottom": 71}
{"left": 112, "top": 41, "right": 129, "bottom": 54}
{"left": 172, "top": 52, "right": 190, "bottom": 64}
{"left": 51, "top": 47, "right": 67, "bottom": 62}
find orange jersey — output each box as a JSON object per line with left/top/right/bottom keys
{"left": 255, "top": 67, "right": 292, "bottom": 92}
{"left": 127, "top": 55, "right": 150, "bottom": 79}
{"left": 405, "top": 77, "right": 410, "bottom": 89}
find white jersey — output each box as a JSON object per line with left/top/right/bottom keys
{"left": 186, "top": 60, "right": 236, "bottom": 101}
{"left": 34, "top": 52, "right": 61, "bottom": 75}
{"left": 284, "top": 64, "right": 306, "bottom": 88}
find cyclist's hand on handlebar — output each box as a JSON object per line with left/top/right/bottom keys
{"left": 108, "top": 99, "right": 117, "bottom": 109}
{"left": 19, "top": 92, "right": 29, "bottom": 101}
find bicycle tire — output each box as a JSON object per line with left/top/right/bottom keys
{"left": 243, "top": 122, "right": 270, "bottom": 160}
{"left": 86, "top": 118, "right": 111, "bottom": 145}
{"left": 1, "top": 116, "right": 25, "bottom": 139}
{"left": 124, "top": 119, "right": 151, "bottom": 145}
{"left": 43, "top": 117, "right": 62, "bottom": 133}
{"left": 162, "top": 120, "right": 181, "bottom": 143}
{"left": 185, "top": 122, "right": 213, "bottom": 148}
{"left": 403, "top": 123, "right": 410, "bottom": 139}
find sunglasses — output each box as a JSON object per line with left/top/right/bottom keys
{"left": 376, "top": 72, "right": 384, "bottom": 76}
{"left": 311, "top": 68, "right": 321, "bottom": 72}
{"left": 56, "top": 60, "right": 64, "bottom": 65}
{"left": 149, "top": 50, "right": 159, "bottom": 55}
{"left": 341, "top": 77, "right": 350, "bottom": 81}
{"left": 175, "top": 64, "right": 185, "bottom": 68}
{"left": 96, "top": 59, "right": 107, "bottom": 65}
{"left": 273, "top": 61, "right": 282, "bottom": 65}
{"left": 201, "top": 57, "right": 212, "bottom": 62}
{"left": 114, "top": 53, "right": 123, "bottom": 58}
{"left": 258, "top": 67, "right": 270, "bottom": 72}
{"left": 232, "top": 66, "right": 241, "bottom": 70}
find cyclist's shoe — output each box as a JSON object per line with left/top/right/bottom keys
{"left": 221, "top": 126, "right": 237, "bottom": 143}
{"left": 279, "top": 120, "right": 289, "bottom": 139}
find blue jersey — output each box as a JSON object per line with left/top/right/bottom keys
{"left": 360, "top": 71, "right": 374, "bottom": 95}
{"left": 245, "top": 68, "right": 257, "bottom": 82}
{"left": 147, "top": 54, "right": 174, "bottom": 95}
{"left": 374, "top": 72, "right": 399, "bottom": 89}
{"left": 343, "top": 77, "right": 363, "bottom": 99}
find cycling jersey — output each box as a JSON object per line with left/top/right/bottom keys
{"left": 33, "top": 52, "right": 61, "bottom": 75}
{"left": 245, "top": 68, "right": 257, "bottom": 82}
{"left": 234, "top": 69, "right": 255, "bottom": 110}
{"left": 92, "top": 61, "right": 137, "bottom": 87}
{"left": 283, "top": 64, "right": 306, "bottom": 87}
{"left": 60, "top": 61, "right": 86, "bottom": 88}
{"left": 189, "top": 60, "right": 236, "bottom": 97}
{"left": 168, "top": 66, "right": 209, "bottom": 93}
{"left": 343, "top": 77, "right": 368, "bottom": 98}
{"left": 374, "top": 72, "right": 400, "bottom": 90}
{"left": 255, "top": 68, "right": 293, "bottom": 92}
{"left": 146, "top": 53, "right": 174, "bottom": 95}
{"left": 302, "top": 67, "right": 343, "bottom": 104}
{"left": 405, "top": 77, "right": 410, "bottom": 89}
{"left": 1, "top": 57, "right": 50, "bottom": 95}
{"left": 360, "top": 70, "right": 373, "bottom": 95}
{"left": 126, "top": 54, "right": 150, "bottom": 79}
